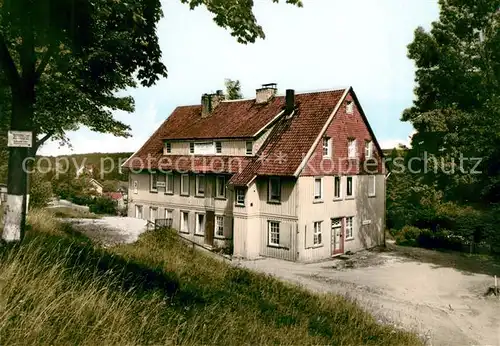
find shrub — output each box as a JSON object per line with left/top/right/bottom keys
{"left": 394, "top": 226, "right": 422, "bottom": 246}
{"left": 29, "top": 172, "right": 53, "bottom": 209}
{"left": 89, "top": 196, "right": 117, "bottom": 215}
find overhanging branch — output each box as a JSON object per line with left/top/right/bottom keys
{"left": 0, "top": 33, "right": 20, "bottom": 88}
{"left": 35, "top": 44, "right": 56, "bottom": 80}
{"left": 34, "top": 131, "right": 54, "bottom": 151}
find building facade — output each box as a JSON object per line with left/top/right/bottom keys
{"left": 124, "top": 84, "right": 386, "bottom": 262}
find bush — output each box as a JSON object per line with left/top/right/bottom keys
{"left": 395, "top": 226, "right": 423, "bottom": 246}
{"left": 89, "top": 196, "right": 117, "bottom": 215}
{"left": 29, "top": 172, "right": 53, "bottom": 209}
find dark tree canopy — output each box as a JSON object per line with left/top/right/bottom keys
{"left": 224, "top": 78, "right": 243, "bottom": 100}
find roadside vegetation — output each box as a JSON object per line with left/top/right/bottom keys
{"left": 0, "top": 210, "right": 421, "bottom": 345}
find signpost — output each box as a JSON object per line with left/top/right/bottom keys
{"left": 7, "top": 131, "right": 33, "bottom": 148}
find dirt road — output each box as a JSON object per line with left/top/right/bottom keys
{"left": 238, "top": 244, "right": 500, "bottom": 345}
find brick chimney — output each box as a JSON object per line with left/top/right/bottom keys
{"left": 201, "top": 90, "right": 225, "bottom": 118}
{"left": 256, "top": 83, "right": 277, "bottom": 104}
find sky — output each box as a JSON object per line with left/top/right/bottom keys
{"left": 38, "top": 0, "right": 440, "bottom": 156}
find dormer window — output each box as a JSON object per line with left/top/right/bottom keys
{"left": 189, "top": 142, "right": 194, "bottom": 154}
{"left": 346, "top": 100, "right": 354, "bottom": 114}
{"left": 246, "top": 141, "right": 253, "bottom": 155}
{"left": 215, "top": 141, "right": 222, "bottom": 154}
{"left": 165, "top": 142, "right": 171, "bottom": 154}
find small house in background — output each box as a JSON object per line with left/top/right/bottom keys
{"left": 104, "top": 191, "right": 127, "bottom": 215}
{"left": 88, "top": 178, "right": 103, "bottom": 195}
{"left": 0, "top": 183, "right": 7, "bottom": 206}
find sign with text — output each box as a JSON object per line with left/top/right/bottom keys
{"left": 7, "top": 131, "right": 33, "bottom": 148}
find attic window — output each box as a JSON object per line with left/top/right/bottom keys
{"left": 165, "top": 142, "right": 171, "bottom": 154}
{"left": 189, "top": 143, "right": 194, "bottom": 154}
{"left": 215, "top": 141, "right": 222, "bottom": 154}
{"left": 346, "top": 101, "right": 354, "bottom": 114}
{"left": 246, "top": 141, "right": 253, "bottom": 155}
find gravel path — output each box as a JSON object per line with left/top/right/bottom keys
{"left": 237, "top": 247, "right": 500, "bottom": 346}
{"left": 62, "top": 217, "right": 148, "bottom": 246}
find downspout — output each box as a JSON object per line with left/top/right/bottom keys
{"left": 295, "top": 177, "right": 300, "bottom": 261}
{"left": 383, "top": 171, "right": 390, "bottom": 247}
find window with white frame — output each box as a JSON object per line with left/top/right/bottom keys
{"left": 334, "top": 176, "right": 341, "bottom": 199}
{"left": 215, "top": 141, "right": 222, "bottom": 154}
{"left": 346, "top": 176, "right": 354, "bottom": 197}
{"left": 313, "top": 221, "right": 322, "bottom": 245}
{"left": 135, "top": 205, "right": 143, "bottom": 219}
{"left": 150, "top": 173, "right": 158, "bottom": 192}
{"left": 346, "top": 100, "right": 354, "bottom": 114}
{"left": 181, "top": 174, "right": 190, "bottom": 196}
{"left": 196, "top": 174, "right": 205, "bottom": 196}
{"left": 314, "top": 177, "right": 323, "bottom": 200}
{"left": 195, "top": 213, "right": 205, "bottom": 235}
{"left": 215, "top": 215, "right": 224, "bottom": 237}
{"left": 216, "top": 175, "right": 226, "bottom": 198}
{"left": 194, "top": 142, "right": 215, "bottom": 155}
{"left": 322, "top": 137, "right": 332, "bottom": 157}
{"left": 268, "top": 221, "right": 280, "bottom": 246}
{"left": 348, "top": 139, "right": 357, "bottom": 158}
{"left": 368, "top": 175, "right": 376, "bottom": 196}
{"left": 268, "top": 177, "right": 281, "bottom": 202}
{"left": 165, "top": 142, "right": 172, "bottom": 154}
{"left": 246, "top": 141, "right": 253, "bottom": 155}
{"left": 346, "top": 217, "right": 354, "bottom": 239}
{"left": 189, "top": 142, "right": 194, "bottom": 154}
{"left": 165, "top": 209, "right": 173, "bottom": 220}
{"left": 235, "top": 188, "right": 245, "bottom": 206}
{"left": 365, "top": 140, "right": 373, "bottom": 158}
{"left": 149, "top": 207, "right": 158, "bottom": 222}
{"left": 133, "top": 180, "right": 138, "bottom": 194}
{"left": 165, "top": 173, "right": 174, "bottom": 194}
{"left": 180, "top": 211, "right": 189, "bottom": 233}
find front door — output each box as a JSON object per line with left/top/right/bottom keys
{"left": 331, "top": 218, "right": 344, "bottom": 256}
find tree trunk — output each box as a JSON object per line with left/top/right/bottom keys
{"left": 2, "top": 90, "right": 32, "bottom": 242}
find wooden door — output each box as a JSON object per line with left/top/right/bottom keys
{"left": 331, "top": 218, "right": 344, "bottom": 256}
{"left": 205, "top": 210, "right": 215, "bottom": 246}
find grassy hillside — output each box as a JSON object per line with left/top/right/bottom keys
{"left": 0, "top": 211, "right": 421, "bottom": 345}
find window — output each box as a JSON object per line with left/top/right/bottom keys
{"left": 235, "top": 188, "right": 245, "bottom": 206}
{"left": 215, "top": 215, "right": 224, "bottom": 237}
{"left": 346, "top": 176, "right": 353, "bottom": 197}
{"left": 348, "top": 139, "right": 357, "bottom": 158}
{"left": 346, "top": 100, "right": 354, "bottom": 114}
{"left": 133, "top": 180, "right": 138, "bottom": 194}
{"left": 346, "top": 217, "right": 354, "bottom": 239}
{"left": 215, "top": 141, "right": 222, "bottom": 154}
{"left": 322, "top": 137, "right": 331, "bottom": 157}
{"left": 314, "top": 177, "right": 323, "bottom": 200}
{"left": 150, "top": 173, "right": 158, "bottom": 192}
{"left": 268, "top": 221, "right": 280, "bottom": 246}
{"left": 189, "top": 142, "right": 194, "bottom": 154}
{"left": 246, "top": 141, "right": 253, "bottom": 155}
{"left": 368, "top": 175, "right": 376, "bottom": 197}
{"left": 268, "top": 177, "right": 281, "bottom": 202}
{"left": 149, "top": 207, "right": 158, "bottom": 222}
{"left": 165, "top": 173, "right": 174, "bottom": 194}
{"left": 195, "top": 213, "right": 205, "bottom": 235}
{"left": 334, "top": 176, "right": 341, "bottom": 199}
{"left": 313, "top": 221, "right": 322, "bottom": 245}
{"left": 181, "top": 211, "right": 189, "bottom": 233}
{"left": 165, "top": 142, "right": 171, "bottom": 154}
{"left": 196, "top": 175, "right": 205, "bottom": 196}
{"left": 135, "top": 205, "right": 143, "bottom": 219}
{"left": 165, "top": 209, "right": 173, "bottom": 220}
{"left": 365, "top": 140, "right": 373, "bottom": 158}
{"left": 181, "top": 174, "right": 190, "bottom": 196}
{"left": 216, "top": 175, "right": 226, "bottom": 198}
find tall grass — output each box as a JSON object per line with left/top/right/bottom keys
{"left": 0, "top": 210, "right": 422, "bottom": 345}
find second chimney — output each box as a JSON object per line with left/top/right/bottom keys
{"left": 256, "top": 83, "right": 277, "bottom": 104}
{"left": 201, "top": 91, "right": 225, "bottom": 118}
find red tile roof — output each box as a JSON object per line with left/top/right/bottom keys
{"left": 123, "top": 88, "right": 348, "bottom": 182}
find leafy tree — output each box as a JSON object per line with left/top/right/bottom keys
{"left": 29, "top": 171, "right": 52, "bottom": 209}
{"left": 0, "top": 0, "right": 303, "bottom": 241}
{"left": 224, "top": 78, "right": 243, "bottom": 100}
{"left": 402, "top": 0, "right": 500, "bottom": 204}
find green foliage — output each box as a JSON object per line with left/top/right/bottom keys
{"left": 29, "top": 172, "right": 52, "bottom": 209}
{"left": 224, "top": 78, "right": 243, "bottom": 100}
{"left": 402, "top": 0, "right": 500, "bottom": 203}
{"left": 88, "top": 196, "right": 117, "bottom": 215}
{"left": 0, "top": 212, "right": 420, "bottom": 345}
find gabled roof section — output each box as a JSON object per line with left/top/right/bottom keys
{"left": 229, "top": 88, "right": 347, "bottom": 185}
